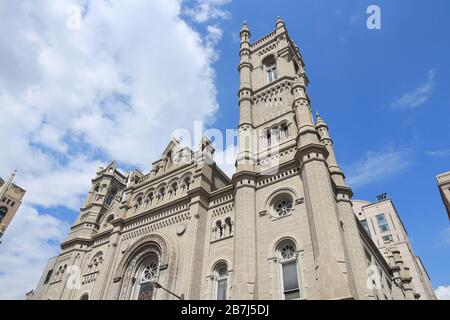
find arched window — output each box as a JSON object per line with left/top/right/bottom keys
{"left": 281, "top": 123, "right": 289, "bottom": 139}
{"left": 169, "top": 183, "right": 178, "bottom": 198}
{"left": 105, "top": 188, "right": 117, "bottom": 206}
{"left": 213, "top": 262, "right": 228, "bottom": 300}
{"left": 266, "top": 129, "right": 272, "bottom": 146}
{"left": 80, "top": 293, "right": 89, "bottom": 300}
{"left": 216, "top": 220, "right": 223, "bottom": 239}
{"left": 225, "top": 217, "right": 233, "bottom": 236}
{"left": 145, "top": 192, "right": 154, "bottom": 207}
{"left": 158, "top": 187, "right": 166, "bottom": 202}
{"left": 90, "top": 253, "right": 104, "bottom": 272}
{"left": 277, "top": 240, "right": 300, "bottom": 300}
{"left": 134, "top": 254, "right": 160, "bottom": 300}
{"left": 134, "top": 196, "right": 143, "bottom": 209}
{"left": 273, "top": 126, "right": 280, "bottom": 144}
{"left": 0, "top": 206, "right": 7, "bottom": 222}
{"left": 262, "top": 55, "right": 277, "bottom": 83}
{"left": 183, "top": 177, "right": 191, "bottom": 191}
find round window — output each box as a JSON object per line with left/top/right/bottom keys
{"left": 275, "top": 199, "right": 293, "bottom": 216}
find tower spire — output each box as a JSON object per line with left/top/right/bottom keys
{"left": 275, "top": 16, "right": 286, "bottom": 33}
{"left": 240, "top": 21, "right": 250, "bottom": 42}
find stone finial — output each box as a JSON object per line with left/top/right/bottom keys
{"left": 275, "top": 16, "right": 285, "bottom": 29}
{"left": 240, "top": 20, "right": 251, "bottom": 42}
{"left": 240, "top": 21, "right": 249, "bottom": 33}
{"left": 315, "top": 111, "right": 328, "bottom": 128}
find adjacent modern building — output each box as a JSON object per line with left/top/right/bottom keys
{"left": 436, "top": 171, "right": 450, "bottom": 219}
{"left": 32, "top": 18, "right": 422, "bottom": 300}
{"left": 353, "top": 197, "right": 436, "bottom": 300}
{"left": 0, "top": 171, "right": 26, "bottom": 241}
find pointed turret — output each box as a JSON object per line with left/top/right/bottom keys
{"left": 240, "top": 21, "right": 250, "bottom": 43}
{"left": 275, "top": 16, "right": 285, "bottom": 29}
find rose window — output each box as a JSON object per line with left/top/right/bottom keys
{"left": 275, "top": 199, "right": 293, "bottom": 216}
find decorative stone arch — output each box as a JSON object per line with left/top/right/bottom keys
{"left": 89, "top": 183, "right": 101, "bottom": 202}
{"left": 80, "top": 292, "right": 90, "bottom": 300}
{"left": 167, "top": 178, "right": 180, "bottom": 198}
{"left": 113, "top": 233, "right": 177, "bottom": 300}
{"left": 269, "top": 235, "right": 302, "bottom": 259}
{"left": 100, "top": 213, "right": 115, "bottom": 228}
{"left": 264, "top": 187, "right": 298, "bottom": 217}
{"left": 143, "top": 189, "right": 155, "bottom": 205}
{"left": 261, "top": 53, "right": 277, "bottom": 68}
{"left": 209, "top": 257, "right": 232, "bottom": 277}
{"left": 133, "top": 193, "right": 144, "bottom": 205}
{"left": 206, "top": 256, "right": 233, "bottom": 300}
{"left": 180, "top": 173, "right": 194, "bottom": 193}
{"left": 267, "top": 235, "right": 304, "bottom": 300}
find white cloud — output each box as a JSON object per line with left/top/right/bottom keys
{"left": 206, "top": 25, "right": 224, "bottom": 46}
{"left": 346, "top": 147, "right": 413, "bottom": 188}
{"left": 0, "top": 0, "right": 230, "bottom": 299}
{"left": 182, "top": 0, "right": 231, "bottom": 23}
{"left": 439, "top": 227, "right": 450, "bottom": 246}
{"left": 427, "top": 149, "right": 450, "bottom": 157}
{"left": 0, "top": 205, "right": 70, "bottom": 299}
{"left": 392, "top": 69, "right": 435, "bottom": 109}
{"left": 435, "top": 285, "right": 450, "bottom": 300}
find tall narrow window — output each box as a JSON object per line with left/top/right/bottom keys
{"left": 0, "top": 206, "right": 7, "bottom": 222}
{"left": 361, "top": 219, "right": 371, "bottom": 236}
{"left": 105, "top": 188, "right": 117, "bottom": 206}
{"left": 266, "top": 130, "right": 272, "bottom": 146}
{"left": 214, "top": 263, "right": 228, "bottom": 300}
{"left": 136, "top": 255, "right": 159, "bottom": 300}
{"left": 225, "top": 217, "right": 233, "bottom": 236}
{"left": 281, "top": 123, "right": 289, "bottom": 139}
{"left": 267, "top": 65, "right": 277, "bottom": 83}
{"left": 44, "top": 270, "right": 53, "bottom": 285}
{"left": 376, "top": 214, "right": 390, "bottom": 232}
{"left": 262, "top": 55, "right": 278, "bottom": 84}
{"left": 277, "top": 241, "right": 300, "bottom": 300}
{"left": 216, "top": 220, "right": 223, "bottom": 239}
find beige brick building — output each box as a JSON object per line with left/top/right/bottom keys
{"left": 437, "top": 171, "right": 450, "bottom": 219}
{"left": 32, "top": 18, "right": 423, "bottom": 300}
{"left": 353, "top": 197, "right": 436, "bottom": 300}
{"left": 0, "top": 171, "right": 26, "bottom": 241}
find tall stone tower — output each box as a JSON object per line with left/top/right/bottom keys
{"left": 232, "top": 18, "right": 372, "bottom": 299}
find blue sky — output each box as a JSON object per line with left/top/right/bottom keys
{"left": 0, "top": 0, "right": 449, "bottom": 299}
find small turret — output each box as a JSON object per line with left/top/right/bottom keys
{"left": 275, "top": 16, "right": 285, "bottom": 30}
{"left": 240, "top": 21, "right": 250, "bottom": 43}
{"left": 315, "top": 111, "right": 331, "bottom": 142}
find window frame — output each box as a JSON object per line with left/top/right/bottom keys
{"left": 266, "top": 64, "right": 278, "bottom": 83}
{"left": 277, "top": 242, "right": 301, "bottom": 300}
{"left": 212, "top": 262, "right": 228, "bottom": 300}
{"left": 133, "top": 254, "right": 160, "bottom": 301}
{"left": 376, "top": 213, "right": 390, "bottom": 233}
{"left": 0, "top": 206, "right": 7, "bottom": 222}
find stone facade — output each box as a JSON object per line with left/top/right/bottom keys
{"left": 437, "top": 171, "right": 450, "bottom": 219}
{"left": 353, "top": 198, "right": 436, "bottom": 300}
{"left": 0, "top": 171, "right": 26, "bottom": 241}
{"left": 32, "top": 18, "right": 419, "bottom": 300}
